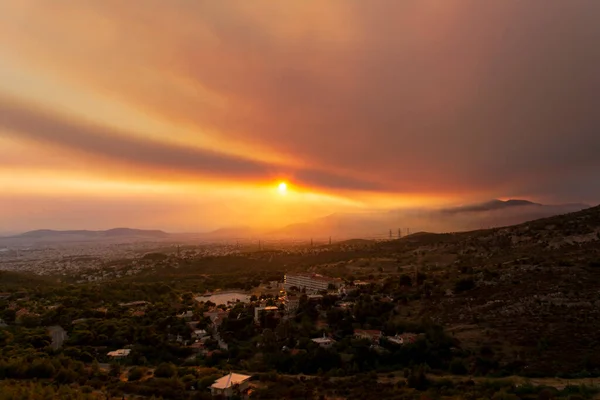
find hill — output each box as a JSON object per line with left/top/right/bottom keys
{"left": 17, "top": 228, "right": 168, "bottom": 239}
{"left": 270, "top": 200, "right": 589, "bottom": 239}
{"left": 0, "top": 271, "right": 57, "bottom": 291}
{"left": 0, "top": 228, "right": 170, "bottom": 245}
{"left": 376, "top": 204, "right": 600, "bottom": 375}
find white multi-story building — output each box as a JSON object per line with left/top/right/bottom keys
{"left": 284, "top": 273, "right": 341, "bottom": 293}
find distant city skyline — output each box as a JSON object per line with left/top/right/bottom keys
{"left": 1, "top": 1, "right": 599, "bottom": 232}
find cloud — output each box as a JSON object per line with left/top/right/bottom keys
{"left": 0, "top": 97, "right": 383, "bottom": 191}
{"left": 1, "top": 0, "right": 600, "bottom": 202}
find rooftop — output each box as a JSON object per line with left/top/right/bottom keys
{"left": 355, "top": 329, "right": 382, "bottom": 336}
{"left": 286, "top": 273, "right": 342, "bottom": 283}
{"left": 312, "top": 337, "right": 335, "bottom": 344}
{"left": 107, "top": 349, "right": 131, "bottom": 357}
{"left": 211, "top": 372, "right": 252, "bottom": 390}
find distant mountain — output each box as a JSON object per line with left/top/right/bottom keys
{"left": 0, "top": 228, "right": 170, "bottom": 245}
{"left": 200, "top": 226, "right": 259, "bottom": 239}
{"left": 270, "top": 199, "right": 590, "bottom": 239}
{"left": 17, "top": 228, "right": 168, "bottom": 239}
{"left": 102, "top": 228, "right": 168, "bottom": 238}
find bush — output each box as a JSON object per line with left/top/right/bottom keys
{"left": 450, "top": 359, "right": 468, "bottom": 375}
{"left": 455, "top": 278, "right": 476, "bottom": 293}
{"left": 128, "top": 367, "right": 145, "bottom": 381}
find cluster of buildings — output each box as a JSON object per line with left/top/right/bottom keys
{"left": 310, "top": 330, "right": 420, "bottom": 350}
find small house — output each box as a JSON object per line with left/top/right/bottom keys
{"left": 210, "top": 372, "right": 252, "bottom": 398}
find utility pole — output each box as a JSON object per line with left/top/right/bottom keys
{"left": 389, "top": 229, "right": 392, "bottom": 240}
{"left": 398, "top": 228, "right": 402, "bottom": 239}
{"left": 310, "top": 238, "right": 313, "bottom": 247}
{"left": 259, "top": 240, "right": 262, "bottom": 251}
{"left": 329, "top": 236, "right": 332, "bottom": 245}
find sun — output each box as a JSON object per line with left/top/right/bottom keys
{"left": 278, "top": 182, "right": 288, "bottom": 194}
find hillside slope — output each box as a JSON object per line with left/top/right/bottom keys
{"left": 380, "top": 205, "right": 600, "bottom": 375}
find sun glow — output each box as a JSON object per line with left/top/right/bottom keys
{"left": 278, "top": 181, "right": 288, "bottom": 195}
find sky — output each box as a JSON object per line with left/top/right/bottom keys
{"left": 1, "top": 0, "right": 599, "bottom": 233}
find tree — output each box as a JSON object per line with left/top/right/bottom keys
{"left": 399, "top": 275, "right": 412, "bottom": 287}
{"left": 109, "top": 363, "right": 121, "bottom": 378}
{"left": 450, "top": 359, "right": 468, "bottom": 375}
{"left": 128, "top": 367, "right": 145, "bottom": 381}
{"left": 154, "top": 362, "right": 177, "bottom": 378}
{"left": 27, "top": 359, "right": 56, "bottom": 379}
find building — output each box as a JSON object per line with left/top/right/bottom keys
{"left": 284, "top": 273, "right": 342, "bottom": 293}
{"left": 254, "top": 306, "right": 279, "bottom": 324}
{"left": 311, "top": 335, "right": 336, "bottom": 349}
{"left": 193, "top": 329, "right": 208, "bottom": 339}
{"left": 119, "top": 301, "right": 149, "bottom": 308}
{"left": 210, "top": 372, "right": 252, "bottom": 398}
{"left": 107, "top": 349, "right": 131, "bottom": 359}
{"left": 387, "top": 333, "right": 420, "bottom": 346}
{"left": 0, "top": 318, "right": 7, "bottom": 328}
{"left": 354, "top": 329, "right": 383, "bottom": 343}
{"left": 284, "top": 295, "right": 300, "bottom": 313}
{"left": 178, "top": 310, "right": 194, "bottom": 320}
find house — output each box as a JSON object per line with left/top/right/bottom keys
{"left": 192, "top": 329, "right": 208, "bottom": 340}
{"left": 387, "top": 333, "right": 419, "bottom": 346}
{"left": 203, "top": 310, "right": 228, "bottom": 328}
{"left": 188, "top": 341, "right": 205, "bottom": 354}
{"left": 338, "top": 302, "right": 354, "bottom": 309}
{"left": 119, "top": 301, "right": 149, "bottom": 308}
{"left": 354, "top": 329, "right": 383, "bottom": 343}
{"left": 210, "top": 372, "right": 252, "bottom": 398}
{"left": 284, "top": 295, "right": 300, "bottom": 313}
{"left": 107, "top": 349, "right": 131, "bottom": 359}
{"left": 178, "top": 310, "right": 194, "bottom": 320}
{"left": 254, "top": 306, "right": 279, "bottom": 324}
{"left": 212, "top": 315, "right": 226, "bottom": 328}
{"left": 15, "top": 308, "right": 39, "bottom": 323}
{"left": 312, "top": 335, "right": 336, "bottom": 349}
{"left": 187, "top": 321, "right": 200, "bottom": 330}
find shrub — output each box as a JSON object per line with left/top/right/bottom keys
{"left": 450, "top": 359, "right": 468, "bottom": 375}
{"left": 455, "top": 278, "right": 476, "bottom": 293}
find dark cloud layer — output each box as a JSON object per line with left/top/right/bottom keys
{"left": 0, "top": 98, "right": 383, "bottom": 191}
{"left": 2, "top": 0, "right": 600, "bottom": 202}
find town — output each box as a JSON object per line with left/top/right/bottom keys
{"left": 3, "top": 203, "right": 600, "bottom": 399}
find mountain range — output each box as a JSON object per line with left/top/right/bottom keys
{"left": 0, "top": 199, "right": 592, "bottom": 244}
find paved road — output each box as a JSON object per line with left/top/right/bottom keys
{"left": 48, "top": 326, "right": 67, "bottom": 350}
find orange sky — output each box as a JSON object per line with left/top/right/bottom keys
{"left": 1, "top": 1, "right": 599, "bottom": 232}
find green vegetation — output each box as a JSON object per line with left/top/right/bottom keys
{"left": 1, "top": 205, "right": 600, "bottom": 398}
